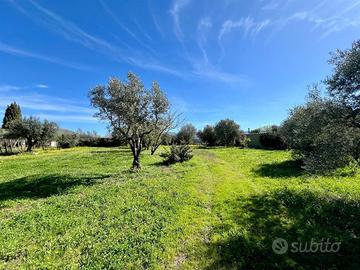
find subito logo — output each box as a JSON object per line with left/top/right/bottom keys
{"left": 272, "top": 238, "right": 288, "bottom": 254}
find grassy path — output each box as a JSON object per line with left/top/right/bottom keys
{"left": 0, "top": 147, "right": 359, "bottom": 269}
{"left": 174, "top": 148, "right": 360, "bottom": 269}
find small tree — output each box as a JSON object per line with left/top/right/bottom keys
{"left": 8, "top": 117, "right": 57, "bottom": 152}
{"left": 197, "top": 125, "right": 217, "bottom": 146}
{"left": 177, "top": 123, "right": 197, "bottom": 144}
{"left": 89, "top": 72, "right": 171, "bottom": 169}
{"left": 214, "top": 119, "right": 243, "bottom": 146}
{"left": 39, "top": 120, "right": 58, "bottom": 148}
{"left": 2, "top": 102, "right": 22, "bottom": 129}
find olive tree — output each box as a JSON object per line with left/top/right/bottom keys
{"left": 197, "top": 125, "right": 217, "bottom": 146}
{"left": 8, "top": 117, "right": 58, "bottom": 152}
{"left": 214, "top": 119, "right": 243, "bottom": 146}
{"left": 89, "top": 72, "right": 171, "bottom": 169}
{"left": 39, "top": 120, "right": 59, "bottom": 148}
{"left": 177, "top": 123, "right": 197, "bottom": 144}
{"left": 325, "top": 39, "right": 360, "bottom": 126}
{"left": 149, "top": 112, "right": 180, "bottom": 155}
{"left": 280, "top": 40, "right": 360, "bottom": 173}
{"left": 281, "top": 88, "right": 359, "bottom": 173}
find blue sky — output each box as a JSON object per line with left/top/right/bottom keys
{"left": 1, "top": 0, "right": 360, "bottom": 135}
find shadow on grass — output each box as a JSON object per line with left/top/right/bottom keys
{"left": 207, "top": 188, "right": 360, "bottom": 269}
{"left": 252, "top": 160, "right": 304, "bottom": 178}
{"left": 0, "top": 174, "right": 108, "bottom": 203}
{"left": 90, "top": 148, "right": 132, "bottom": 154}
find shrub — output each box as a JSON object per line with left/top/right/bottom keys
{"left": 280, "top": 88, "right": 359, "bottom": 173}
{"left": 161, "top": 144, "right": 193, "bottom": 165}
{"left": 259, "top": 133, "right": 286, "bottom": 150}
{"left": 57, "top": 133, "right": 79, "bottom": 149}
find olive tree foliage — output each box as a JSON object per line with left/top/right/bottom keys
{"left": 89, "top": 72, "right": 172, "bottom": 169}
{"left": 149, "top": 112, "right": 180, "bottom": 155}
{"left": 214, "top": 119, "right": 244, "bottom": 146}
{"left": 177, "top": 123, "right": 197, "bottom": 144}
{"left": 197, "top": 125, "right": 217, "bottom": 146}
{"left": 281, "top": 88, "right": 359, "bottom": 173}
{"left": 325, "top": 40, "right": 360, "bottom": 126}
{"left": 8, "top": 117, "right": 58, "bottom": 152}
{"left": 281, "top": 40, "right": 360, "bottom": 173}
{"left": 39, "top": 120, "right": 59, "bottom": 148}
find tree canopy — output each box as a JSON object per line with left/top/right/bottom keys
{"left": 89, "top": 72, "right": 172, "bottom": 169}
{"left": 2, "top": 102, "right": 22, "bottom": 129}
{"left": 8, "top": 117, "right": 58, "bottom": 152}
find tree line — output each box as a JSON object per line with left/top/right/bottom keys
{"left": 0, "top": 103, "right": 58, "bottom": 153}
{"left": 1, "top": 39, "right": 358, "bottom": 174}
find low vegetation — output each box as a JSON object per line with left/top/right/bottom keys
{"left": 280, "top": 40, "right": 360, "bottom": 173}
{"left": 0, "top": 147, "right": 359, "bottom": 269}
{"left": 161, "top": 144, "right": 193, "bottom": 165}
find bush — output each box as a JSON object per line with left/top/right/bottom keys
{"left": 280, "top": 89, "right": 359, "bottom": 173}
{"left": 259, "top": 133, "right": 286, "bottom": 150}
{"left": 161, "top": 144, "right": 193, "bottom": 165}
{"left": 57, "top": 133, "right": 79, "bottom": 149}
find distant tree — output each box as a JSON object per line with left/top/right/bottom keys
{"left": 161, "top": 132, "right": 177, "bottom": 145}
{"left": 214, "top": 119, "right": 243, "bottom": 146}
{"left": 2, "top": 102, "right": 22, "bottom": 129}
{"left": 177, "top": 123, "right": 197, "bottom": 144}
{"left": 39, "top": 120, "right": 58, "bottom": 148}
{"left": 8, "top": 117, "right": 57, "bottom": 152}
{"left": 89, "top": 72, "right": 171, "bottom": 169}
{"left": 57, "top": 133, "right": 79, "bottom": 149}
{"left": 197, "top": 125, "right": 217, "bottom": 146}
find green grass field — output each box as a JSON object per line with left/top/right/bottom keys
{"left": 0, "top": 147, "right": 359, "bottom": 269}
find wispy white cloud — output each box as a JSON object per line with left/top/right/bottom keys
{"left": 0, "top": 84, "right": 22, "bottom": 92}
{"left": 197, "top": 17, "right": 212, "bottom": 65}
{"left": 0, "top": 93, "right": 95, "bottom": 114}
{"left": 19, "top": 0, "right": 181, "bottom": 76}
{"left": 35, "top": 84, "right": 49, "bottom": 89}
{"left": 170, "top": 0, "right": 190, "bottom": 41}
{"left": 99, "top": 0, "right": 156, "bottom": 55}
{"left": 192, "top": 66, "right": 248, "bottom": 84}
{"left": 34, "top": 113, "right": 97, "bottom": 123}
{"left": 0, "top": 41, "right": 93, "bottom": 70}
{"left": 261, "top": 2, "right": 279, "bottom": 11}
{"left": 218, "top": 17, "right": 271, "bottom": 41}
{"left": 149, "top": 4, "right": 164, "bottom": 38}
{"left": 193, "top": 17, "right": 249, "bottom": 85}
{"left": 288, "top": 10, "right": 360, "bottom": 39}
{"left": 0, "top": 83, "right": 49, "bottom": 93}
{"left": 127, "top": 57, "right": 183, "bottom": 77}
